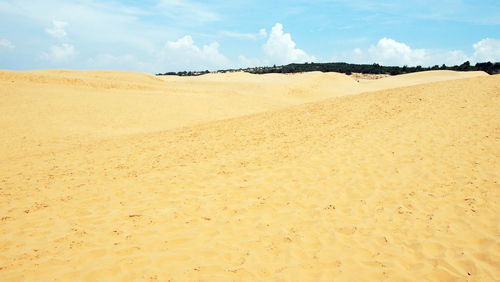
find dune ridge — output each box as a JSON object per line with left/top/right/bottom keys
{"left": 0, "top": 70, "right": 498, "bottom": 281}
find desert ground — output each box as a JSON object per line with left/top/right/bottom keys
{"left": 0, "top": 69, "right": 498, "bottom": 281}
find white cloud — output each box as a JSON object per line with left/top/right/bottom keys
{"left": 334, "top": 37, "right": 469, "bottom": 66}
{"left": 439, "top": 50, "right": 470, "bottom": 66}
{"left": 162, "top": 35, "right": 231, "bottom": 71}
{"left": 40, "top": 43, "right": 76, "bottom": 62}
{"left": 368, "top": 38, "right": 426, "bottom": 66}
{"left": 471, "top": 38, "right": 500, "bottom": 63}
{"left": 0, "top": 39, "right": 14, "bottom": 49}
{"left": 263, "top": 23, "right": 315, "bottom": 65}
{"left": 222, "top": 28, "right": 267, "bottom": 40}
{"left": 45, "top": 20, "right": 68, "bottom": 38}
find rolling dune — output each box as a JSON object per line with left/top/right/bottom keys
{"left": 0, "top": 70, "right": 498, "bottom": 281}
{"left": 0, "top": 69, "right": 486, "bottom": 161}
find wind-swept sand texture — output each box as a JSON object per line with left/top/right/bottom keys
{"left": 0, "top": 70, "right": 498, "bottom": 281}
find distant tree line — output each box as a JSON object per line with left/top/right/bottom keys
{"left": 156, "top": 61, "right": 500, "bottom": 76}
{"left": 158, "top": 70, "right": 210, "bottom": 76}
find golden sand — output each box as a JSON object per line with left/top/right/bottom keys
{"left": 0, "top": 70, "right": 498, "bottom": 281}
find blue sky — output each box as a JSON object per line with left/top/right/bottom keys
{"left": 0, "top": 0, "right": 499, "bottom": 73}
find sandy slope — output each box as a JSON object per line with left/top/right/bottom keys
{"left": 0, "top": 69, "right": 486, "bottom": 161}
{"left": 0, "top": 70, "right": 498, "bottom": 281}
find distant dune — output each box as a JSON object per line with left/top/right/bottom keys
{"left": 0, "top": 70, "right": 498, "bottom": 280}
{"left": 358, "top": 70, "right": 489, "bottom": 91}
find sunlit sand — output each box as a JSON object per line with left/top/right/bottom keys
{"left": 0, "top": 70, "right": 498, "bottom": 280}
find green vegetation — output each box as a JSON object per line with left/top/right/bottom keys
{"left": 159, "top": 70, "right": 210, "bottom": 76}
{"left": 156, "top": 61, "right": 500, "bottom": 76}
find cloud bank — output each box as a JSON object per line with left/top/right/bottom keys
{"left": 157, "top": 33, "right": 500, "bottom": 71}
{"left": 334, "top": 37, "right": 499, "bottom": 67}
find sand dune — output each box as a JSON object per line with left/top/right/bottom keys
{"left": 0, "top": 70, "right": 498, "bottom": 281}
{"left": 2, "top": 70, "right": 361, "bottom": 161}
{"left": 0, "top": 69, "right": 486, "bottom": 161}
